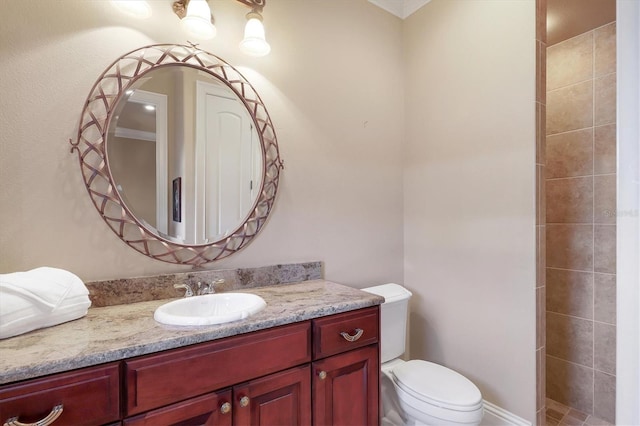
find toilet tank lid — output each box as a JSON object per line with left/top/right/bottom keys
{"left": 361, "top": 283, "right": 412, "bottom": 303}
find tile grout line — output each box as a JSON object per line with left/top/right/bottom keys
{"left": 546, "top": 172, "right": 617, "bottom": 182}
{"left": 546, "top": 266, "right": 615, "bottom": 276}
{"left": 591, "top": 29, "right": 597, "bottom": 418}
{"left": 546, "top": 122, "right": 615, "bottom": 139}
{"left": 546, "top": 309, "right": 616, "bottom": 326}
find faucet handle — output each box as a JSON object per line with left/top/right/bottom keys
{"left": 199, "top": 279, "right": 224, "bottom": 295}
{"left": 174, "top": 283, "right": 194, "bottom": 297}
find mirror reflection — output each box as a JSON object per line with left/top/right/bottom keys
{"left": 107, "top": 66, "right": 263, "bottom": 245}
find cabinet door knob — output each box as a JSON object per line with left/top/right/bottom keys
{"left": 239, "top": 396, "right": 250, "bottom": 407}
{"left": 220, "top": 402, "right": 231, "bottom": 414}
{"left": 4, "top": 404, "right": 64, "bottom": 426}
{"left": 339, "top": 328, "right": 363, "bottom": 342}
{"left": 318, "top": 370, "right": 327, "bottom": 380}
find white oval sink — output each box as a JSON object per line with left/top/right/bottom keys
{"left": 154, "top": 293, "right": 267, "bottom": 326}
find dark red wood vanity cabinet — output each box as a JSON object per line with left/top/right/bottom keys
{"left": 312, "top": 307, "right": 380, "bottom": 426}
{"left": 0, "top": 363, "right": 120, "bottom": 426}
{"left": 0, "top": 306, "right": 379, "bottom": 426}
{"left": 124, "top": 307, "right": 379, "bottom": 426}
{"left": 123, "top": 321, "right": 312, "bottom": 425}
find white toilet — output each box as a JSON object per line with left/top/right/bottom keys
{"left": 362, "top": 284, "right": 484, "bottom": 426}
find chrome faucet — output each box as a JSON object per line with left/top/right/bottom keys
{"left": 173, "top": 283, "right": 194, "bottom": 297}
{"left": 174, "top": 279, "right": 225, "bottom": 297}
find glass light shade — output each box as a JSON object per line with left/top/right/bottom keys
{"left": 111, "top": 0, "right": 152, "bottom": 19}
{"left": 239, "top": 17, "right": 271, "bottom": 57}
{"left": 181, "top": 0, "right": 216, "bottom": 40}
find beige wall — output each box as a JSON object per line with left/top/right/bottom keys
{"left": 0, "top": 0, "right": 540, "bottom": 420}
{"left": 0, "top": 0, "right": 404, "bottom": 285}
{"left": 545, "top": 22, "right": 617, "bottom": 423}
{"left": 403, "top": 0, "right": 537, "bottom": 420}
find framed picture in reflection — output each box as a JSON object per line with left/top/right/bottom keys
{"left": 172, "top": 177, "right": 181, "bottom": 223}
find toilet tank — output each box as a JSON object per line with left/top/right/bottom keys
{"left": 361, "top": 283, "right": 412, "bottom": 363}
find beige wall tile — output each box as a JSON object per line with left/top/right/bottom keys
{"left": 594, "top": 225, "right": 616, "bottom": 273}
{"left": 536, "top": 0, "right": 547, "bottom": 43}
{"left": 537, "top": 41, "right": 547, "bottom": 103}
{"left": 594, "top": 322, "right": 616, "bottom": 374}
{"left": 546, "top": 224, "right": 593, "bottom": 271}
{"left": 594, "top": 273, "right": 616, "bottom": 324}
{"left": 595, "top": 73, "right": 616, "bottom": 126}
{"left": 538, "top": 286, "right": 546, "bottom": 348}
{"left": 546, "top": 129, "right": 593, "bottom": 178}
{"left": 594, "top": 23, "right": 616, "bottom": 77}
{"left": 537, "top": 102, "right": 547, "bottom": 165}
{"left": 537, "top": 347, "right": 545, "bottom": 408}
{"left": 594, "top": 174, "right": 616, "bottom": 224}
{"left": 547, "top": 81, "right": 594, "bottom": 135}
{"left": 594, "top": 124, "right": 616, "bottom": 174}
{"left": 538, "top": 166, "right": 546, "bottom": 225}
{"left": 546, "top": 177, "right": 593, "bottom": 223}
{"left": 547, "top": 356, "right": 594, "bottom": 413}
{"left": 547, "top": 312, "right": 593, "bottom": 366}
{"left": 538, "top": 225, "right": 547, "bottom": 286}
{"left": 547, "top": 32, "right": 593, "bottom": 91}
{"left": 546, "top": 268, "right": 593, "bottom": 319}
{"left": 594, "top": 371, "right": 615, "bottom": 423}
{"left": 545, "top": 23, "right": 617, "bottom": 420}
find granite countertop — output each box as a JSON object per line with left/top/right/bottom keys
{"left": 0, "top": 280, "right": 383, "bottom": 385}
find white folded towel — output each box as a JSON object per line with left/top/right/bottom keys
{"left": 0, "top": 267, "right": 91, "bottom": 339}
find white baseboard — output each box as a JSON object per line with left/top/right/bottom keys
{"left": 481, "top": 400, "right": 532, "bottom": 426}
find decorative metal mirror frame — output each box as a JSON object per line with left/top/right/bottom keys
{"left": 70, "top": 44, "right": 282, "bottom": 266}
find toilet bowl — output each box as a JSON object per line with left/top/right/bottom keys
{"left": 362, "top": 284, "right": 484, "bottom": 426}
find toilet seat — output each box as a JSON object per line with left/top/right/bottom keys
{"left": 391, "top": 360, "right": 483, "bottom": 424}
{"left": 393, "top": 360, "right": 483, "bottom": 411}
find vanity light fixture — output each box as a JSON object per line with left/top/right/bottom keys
{"left": 172, "top": 0, "right": 271, "bottom": 56}
{"left": 172, "top": 0, "right": 216, "bottom": 40}
{"left": 239, "top": 9, "right": 271, "bottom": 57}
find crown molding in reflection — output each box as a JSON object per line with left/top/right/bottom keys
{"left": 368, "top": 0, "right": 432, "bottom": 19}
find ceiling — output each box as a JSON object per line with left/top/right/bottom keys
{"left": 367, "top": 0, "right": 432, "bottom": 19}
{"left": 370, "top": 0, "right": 616, "bottom": 45}
{"left": 547, "top": 0, "right": 616, "bottom": 45}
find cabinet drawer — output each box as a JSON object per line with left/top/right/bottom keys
{"left": 125, "top": 321, "right": 311, "bottom": 415}
{"left": 312, "top": 307, "right": 379, "bottom": 359}
{"left": 124, "top": 389, "right": 232, "bottom": 426}
{"left": 0, "top": 363, "right": 120, "bottom": 426}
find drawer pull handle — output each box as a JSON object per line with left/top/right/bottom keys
{"left": 318, "top": 370, "right": 327, "bottom": 380}
{"left": 220, "top": 402, "right": 231, "bottom": 414}
{"left": 4, "top": 404, "right": 64, "bottom": 426}
{"left": 239, "top": 396, "right": 250, "bottom": 407}
{"left": 340, "top": 328, "right": 363, "bottom": 342}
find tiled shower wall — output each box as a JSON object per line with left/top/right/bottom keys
{"left": 545, "top": 22, "right": 617, "bottom": 423}
{"left": 535, "top": 0, "right": 547, "bottom": 424}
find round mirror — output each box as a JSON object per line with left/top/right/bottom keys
{"left": 107, "top": 66, "right": 264, "bottom": 245}
{"left": 72, "top": 45, "right": 282, "bottom": 266}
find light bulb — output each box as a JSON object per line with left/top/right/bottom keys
{"left": 239, "top": 13, "right": 271, "bottom": 57}
{"left": 181, "top": 0, "right": 216, "bottom": 40}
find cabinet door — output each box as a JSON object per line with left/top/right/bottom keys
{"left": 0, "top": 363, "right": 120, "bottom": 426}
{"left": 312, "top": 345, "right": 379, "bottom": 426}
{"left": 233, "top": 365, "right": 311, "bottom": 426}
{"left": 124, "top": 390, "right": 232, "bottom": 426}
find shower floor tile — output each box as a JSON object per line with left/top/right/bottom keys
{"left": 545, "top": 399, "right": 613, "bottom": 426}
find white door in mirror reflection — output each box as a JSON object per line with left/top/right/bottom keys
{"left": 195, "top": 81, "right": 261, "bottom": 243}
